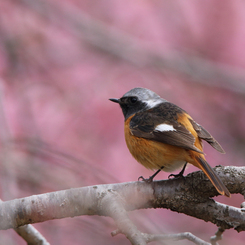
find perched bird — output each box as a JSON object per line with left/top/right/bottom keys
{"left": 110, "top": 87, "right": 230, "bottom": 197}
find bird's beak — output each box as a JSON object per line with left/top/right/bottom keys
{"left": 109, "top": 98, "right": 120, "bottom": 103}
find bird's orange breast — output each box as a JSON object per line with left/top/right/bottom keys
{"left": 124, "top": 116, "right": 190, "bottom": 172}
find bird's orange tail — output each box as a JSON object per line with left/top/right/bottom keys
{"left": 194, "top": 156, "right": 230, "bottom": 197}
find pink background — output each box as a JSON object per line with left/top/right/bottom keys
{"left": 0, "top": 1, "right": 245, "bottom": 244}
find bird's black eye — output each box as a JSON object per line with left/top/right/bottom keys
{"left": 129, "top": 97, "right": 138, "bottom": 104}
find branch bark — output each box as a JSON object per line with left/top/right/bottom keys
{"left": 0, "top": 166, "right": 244, "bottom": 233}
{"left": 14, "top": 225, "right": 50, "bottom": 245}
{"left": 112, "top": 230, "right": 211, "bottom": 245}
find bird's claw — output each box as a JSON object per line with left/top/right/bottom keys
{"left": 168, "top": 173, "right": 184, "bottom": 179}
{"left": 138, "top": 175, "right": 154, "bottom": 183}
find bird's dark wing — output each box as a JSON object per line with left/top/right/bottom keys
{"left": 188, "top": 119, "right": 225, "bottom": 153}
{"left": 129, "top": 102, "right": 203, "bottom": 153}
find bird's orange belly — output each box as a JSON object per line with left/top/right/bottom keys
{"left": 124, "top": 125, "right": 187, "bottom": 172}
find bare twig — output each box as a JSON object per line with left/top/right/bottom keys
{"left": 113, "top": 230, "right": 211, "bottom": 245}
{"left": 142, "top": 232, "right": 210, "bottom": 245}
{"left": 210, "top": 227, "right": 225, "bottom": 245}
{"left": 14, "top": 225, "right": 50, "bottom": 245}
{"left": 101, "top": 190, "right": 147, "bottom": 245}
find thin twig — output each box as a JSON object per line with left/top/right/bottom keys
{"left": 142, "top": 232, "right": 210, "bottom": 245}
{"left": 210, "top": 227, "right": 225, "bottom": 245}
{"left": 113, "top": 230, "right": 211, "bottom": 245}
{"left": 14, "top": 225, "right": 50, "bottom": 245}
{"left": 102, "top": 190, "right": 147, "bottom": 245}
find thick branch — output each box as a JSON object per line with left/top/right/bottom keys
{"left": 0, "top": 166, "right": 244, "bottom": 232}
{"left": 0, "top": 200, "right": 50, "bottom": 244}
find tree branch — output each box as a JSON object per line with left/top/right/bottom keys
{"left": 210, "top": 227, "right": 225, "bottom": 245}
{"left": 112, "top": 230, "right": 211, "bottom": 245}
{"left": 141, "top": 232, "right": 210, "bottom": 245}
{"left": 14, "top": 225, "right": 50, "bottom": 245}
{"left": 0, "top": 166, "right": 244, "bottom": 233}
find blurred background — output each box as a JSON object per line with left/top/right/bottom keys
{"left": 0, "top": 0, "right": 245, "bottom": 244}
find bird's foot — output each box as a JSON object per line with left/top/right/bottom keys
{"left": 138, "top": 167, "right": 163, "bottom": 183}
{"left": 138, "top": 175, "right": 154, "bottom": 183}
{"left": 168, "top": 172, "right": 184, "bottom": 179}
{"left": 168, "top": 163, "right": 187, "bottom": 179}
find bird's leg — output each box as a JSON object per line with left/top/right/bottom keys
{"left": 168, "top": 162, "right": 187, "bottom": 179}
{"left": 138, "top": 166, "right": 164, "bottom": 183}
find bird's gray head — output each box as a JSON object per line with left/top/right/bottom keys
{"left": 109, "top": 87, "right": 167, "bottom": 120}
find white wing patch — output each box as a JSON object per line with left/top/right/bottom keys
{"left": 155, "top": 124, "right": 176, "bottom": 132}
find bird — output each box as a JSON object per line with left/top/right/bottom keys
{"left": 109, "top": 87, "right": 230, "bottom": 197}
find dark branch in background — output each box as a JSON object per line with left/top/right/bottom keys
{"left": 0, "top": 166, "right": 244, "bottom": 233}
{"left": 18, "top": 0, "right": 245, "bottom": 95}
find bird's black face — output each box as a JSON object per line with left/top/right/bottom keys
{"left": 109, "top": 96, "right": 147, "bottom": 120}
{"left": 110, "top": 87, "right": 166, "bottom": 120}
